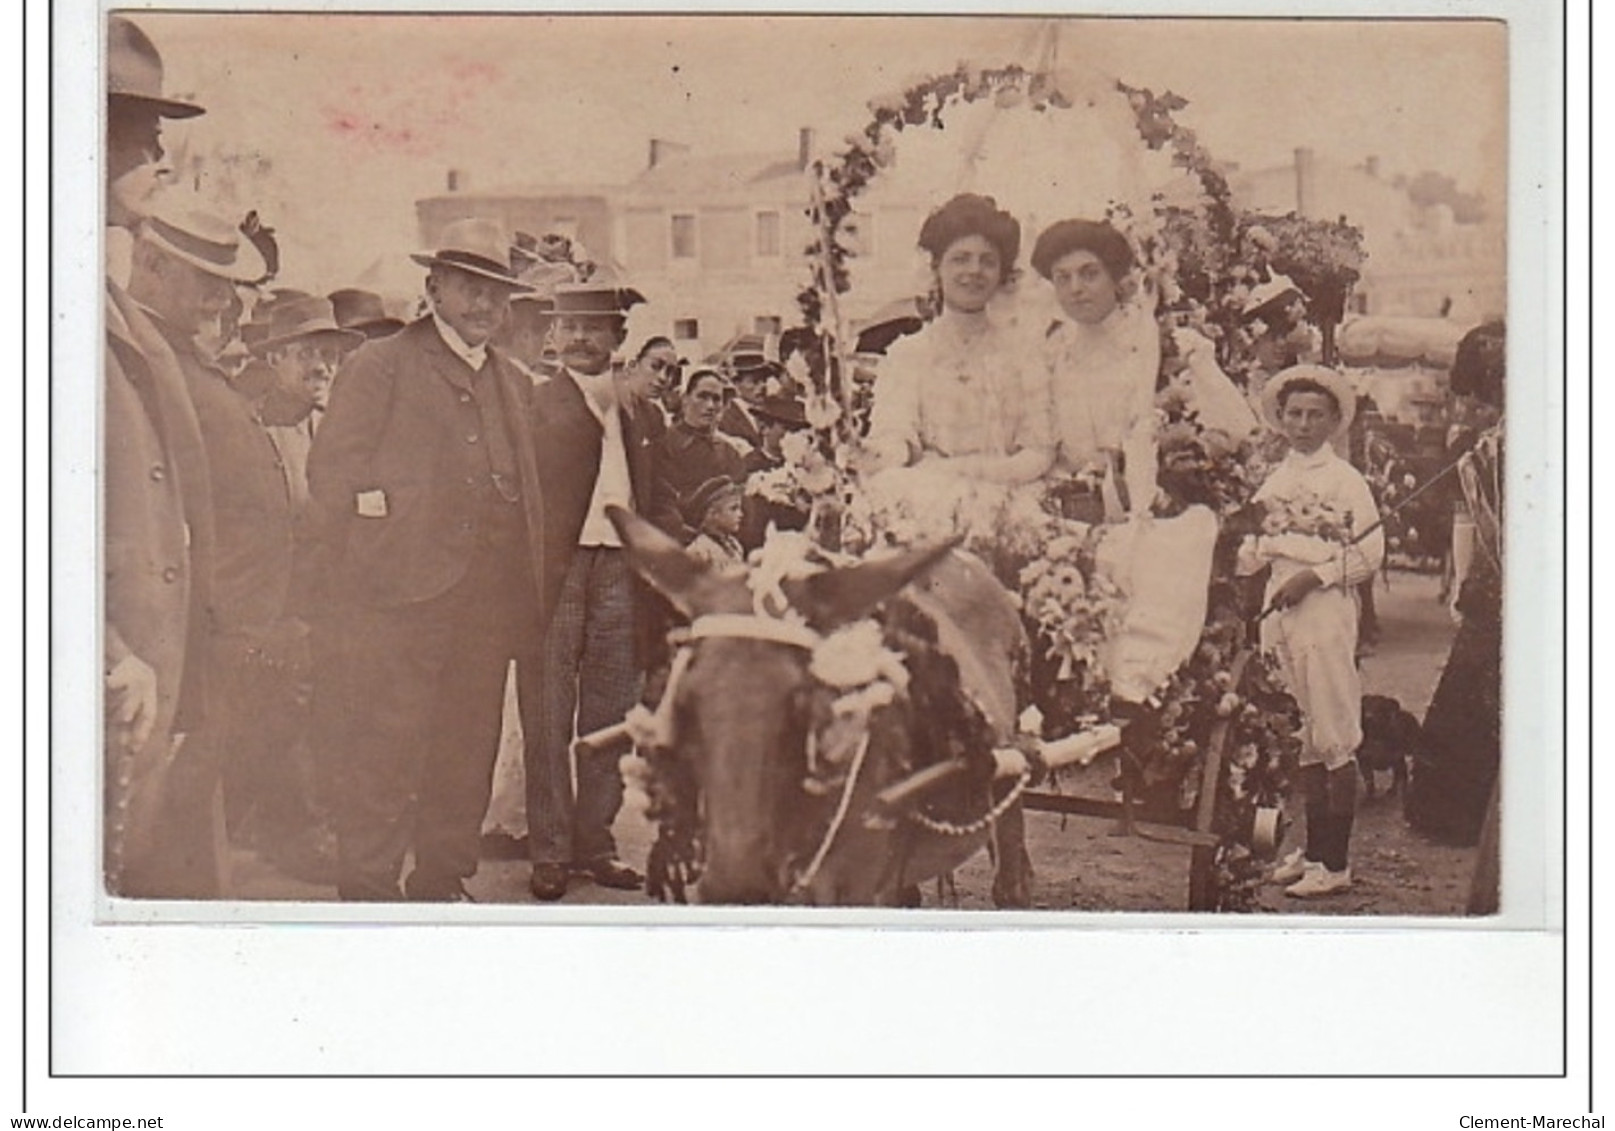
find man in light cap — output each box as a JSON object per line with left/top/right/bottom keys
{"left": 521, "top": 271, "right": 660, "bottom": 900}
{"left": 306, "top": 218, "right": 549, "bottom": 902}
{"left": 102, "top": 15, "right": 219, "bottom": 897}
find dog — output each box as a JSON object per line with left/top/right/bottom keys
{"left": 1357, "top": 694, "right": 1421, "bottom": 798}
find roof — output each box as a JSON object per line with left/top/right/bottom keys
{"left": 621, "top": 150, "right": 806, "bottom": 202}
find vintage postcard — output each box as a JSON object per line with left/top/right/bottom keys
{"left": 46, "top": 0, "right": 1571, "bottom": 1089}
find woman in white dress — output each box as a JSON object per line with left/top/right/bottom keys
{"left": 1031, "top": 219, "right": 1160, "bottom": 522}
{"left": 865, "top": 194, "right": 1054, "bottom": 487}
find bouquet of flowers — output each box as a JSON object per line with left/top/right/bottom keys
{"left": 1152, "top": 383, "right": 1267, "bottom": 520}
{"left": 1257, "top": 487, "right": 1357, "bottom": 545}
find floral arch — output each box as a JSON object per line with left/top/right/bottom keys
{"left": 760, "top": 52, "right": 1369, "bottom": 908}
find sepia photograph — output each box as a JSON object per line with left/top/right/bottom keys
{"left": 34, "top": 0, "right": 1587, "bottom": 1103}
{"left": 88, "top": 9, "right": 1524, "bottom": 918}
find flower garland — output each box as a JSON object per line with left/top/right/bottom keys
{"left": 776, "top": 63, "right": 1362, "bottom": 909}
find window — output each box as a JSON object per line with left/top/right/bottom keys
{"left": 671, "top": 213, "right": 697, "bottom": 259}
{"left": 755, "top": 210, "right": 781, "bottom": 257}
{"left": 673, "top": 318, "right": 700, "bottom": 341}
{"left": 754, "top": 316, "right": 782, "bottom": 336}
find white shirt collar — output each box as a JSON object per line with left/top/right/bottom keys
{"left": 567, "top": 367, "right": 618, "bottom": 425}
{"left": 1283, "top": 443, "right": 1338, "bottom": 472}
{"left": 432, "top": 311, "right": 488, "bottom": 371}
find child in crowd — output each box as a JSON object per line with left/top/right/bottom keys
{"left": 682, "top": 476, "right": 747, "bottom": 572}
{"left": 1239, "top": 365, "right": 1384, "bottom": 898}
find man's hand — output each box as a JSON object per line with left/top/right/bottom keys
{"left": 106, "top": 653, "right": 159, "bottom": 751}
{"left": 1270, "top": 568, "right": 1326, "bottom": 610}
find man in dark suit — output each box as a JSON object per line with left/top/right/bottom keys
{"left": 716, "top": 335, "right": 777, "bottom": 453}
{"left": 306, "top": 219, "right": 546, "bottom": 902}
{"left": 103, "top": 16, "right": 221, "bottom": 898}
{"left": 127, "top": 205, "right": 298, "bottom": 878}
{"left": 521, "top": 275, "right": 660, "bottom": 900}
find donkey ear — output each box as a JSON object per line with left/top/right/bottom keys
{"left": 608, "top": 506, "right": 706, "bottom": 617}
{"left": 786, "top": 539, "right": 959, "bottom": 631}
{"left": 607, "top": 505, "right": 750, "bottom": 618}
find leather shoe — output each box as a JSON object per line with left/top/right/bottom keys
{"left": 529, "top": 862, "right": 569, "bottom": 902}
{"left": 573, "top": 857, "right": 644, "bottom": 891}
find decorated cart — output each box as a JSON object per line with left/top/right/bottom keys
{"left": 585, "top": 36, "right": 1373, "bottom": 910}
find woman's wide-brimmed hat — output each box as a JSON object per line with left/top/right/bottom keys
{"left": 250, "top": 295, "right": 365, "bottom": 356}
{"left": 411, "top": 218, "right": 534, "bottom": 289}
{"left": 1030, "top": 218, "right": 1134, "bottom": 281}
{"left": 107, "top": 15, "right": 204, "bottom": 119}
{"left": 327, "top": 288, "right": 405, "bottom": 339}
{"left": 917, "top": 193, "right": 1021, "bottom": 271}
{"left": 140, "top": 202, "right": 269, "bottom": 285}
{"left": 1260, "top": 364, "right": 1358, "bottom": 439}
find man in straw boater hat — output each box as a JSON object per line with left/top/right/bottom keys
{"left": 1236, "top": 364, "right": 1383, "bottom": 899}
{"left": 520, "top": 268, "right": 662, "bottom": 901}
{"left": 305, "top": 218, "right": 549, "bottom": 902}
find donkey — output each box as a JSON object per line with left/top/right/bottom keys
{"left": 608, "top": 506, "right": 1033, "bottom": 907}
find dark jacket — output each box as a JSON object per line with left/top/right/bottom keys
{"left": 653, "top": 422, "right": 748, "bottom": 541}
{"left": 718, "top": 399, "right": 763, "bottom": 451}
{"left": 528, "top": 369, "right": 660, "bottom": 635}
{"left": 305, "top": 316, "right": 546, "bottom": 612}
{"left": 159, "top": 320, "right": 296, "bottom": 642}
{"left": 104, "top": 281, "right": 219, "bottom": 897}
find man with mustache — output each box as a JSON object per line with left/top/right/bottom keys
{"left": 520, "top": 274, "right": 661, "bottom": 901}
{"left": 305, "top": 219, "right": 547, "bottom": 901}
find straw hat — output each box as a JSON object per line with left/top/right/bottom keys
{"left": 411, "top": 218, "right": 533, "bottom": 289}
{"left": 139, "top": 203, "right": 269, "bottom": 284}
{"left": 1260, "top": 364, "right": 1358, "bottom": 440}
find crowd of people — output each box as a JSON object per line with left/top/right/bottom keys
{"left": 103, "top": 15, "right": 1500, "bottom": 908}
{"left": 102, "top": 16, "right": 824, "bottom": 903}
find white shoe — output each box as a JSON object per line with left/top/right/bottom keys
{"left": 1270, "top": 848, "right": 1309, "bottom": 885}
{"left": 1286, "top": 865, "right": 1352, "bottom": 898}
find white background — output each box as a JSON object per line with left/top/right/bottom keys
{"left": 15, "top": 0, "right": 1594, "bottom": 1124}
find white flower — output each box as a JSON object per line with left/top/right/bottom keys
{"left": 811, "top": 621, "right": 897, "bottom": 690}
{"left": 804, "top": 393, "right": 843, "bottom": 430}
{"left": 780, "top": 430, "right": 815, "bottom": 465}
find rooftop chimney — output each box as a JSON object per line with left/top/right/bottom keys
{"left": 798, "top": 127, "right": 816, "bottom": 171}
{"left": 1293, "top": 147, "right": 1315, "bottom": 216}
{"left": 1364, "top": 155, "right": 1380, "bottom": 177}
{"left": 446, "top": 169, "right": 467, "bottom": 193}
{"left": 647, "top": 138, "right": 690, "bottom": 169}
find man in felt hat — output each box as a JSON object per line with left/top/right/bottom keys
{"left": 252, "top": 294, "right": 365, "bottom": 505}
{"left": 520, "top": 270, "right": 662, "bottom": 900}
{"left": 717, "top": 333, "right": 780, "bottom": 451}
{"left": 101, "top": 44, "right": 236, "bottom": 897}
{"left": 305, "top": 218, "right": 549, "bottom": 902}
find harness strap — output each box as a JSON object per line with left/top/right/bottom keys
{"left": 688, "top": 613, "right": 822, "bottom": 651}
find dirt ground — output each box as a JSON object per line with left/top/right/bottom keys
{"left": 226, "top": 569, "right": 1480, "bottom": 916}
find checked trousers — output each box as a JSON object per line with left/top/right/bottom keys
{"left": 520, "top": 546, "right": 641, "bottom": 868}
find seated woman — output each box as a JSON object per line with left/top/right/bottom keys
{"left": 1031, "top": 218, "right": 1160, "bottom": 522}
{"left": 865, "top": 193, "right": 1054, "bottom": 488}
